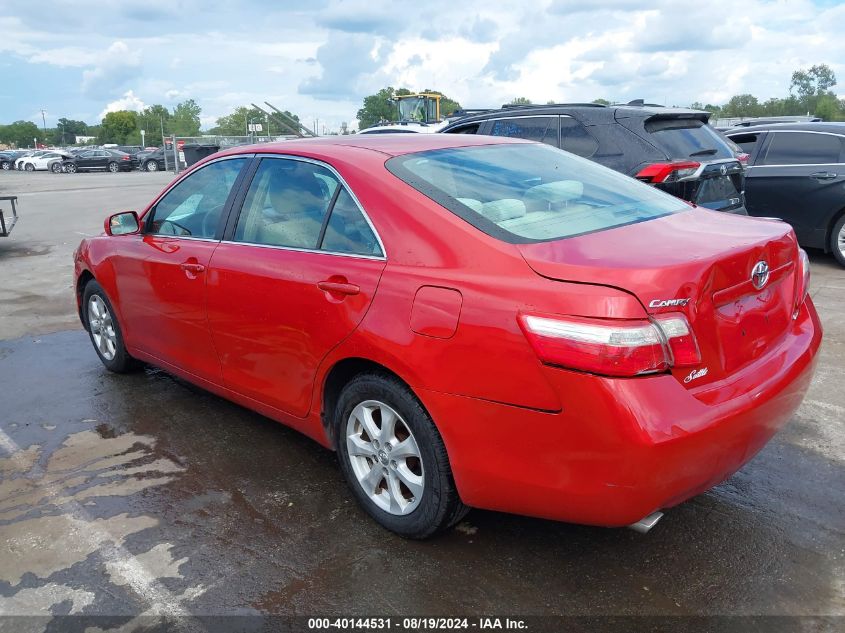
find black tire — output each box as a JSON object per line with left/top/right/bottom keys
{"left": 831, "top": 214, "right": 845, "bottom": 268}
{"left": 50, "top": 162, "right": 62, "bottom": 173}
{"left": 335, "top": 373, "right": 468, "bottom": 539}
{"left": 24, "top": 163, "right": 34, "bottom": 172}
{"left": 66, "top": 162, "right": 78, "bottom": 173}
{"left": 108, "top": 161, "right": 119, "bottom": 173}
{"left": 145, "top": 160, "right": 159, "bottom": 172}
{"left": 82, "top": 280, "right": 139, "bottom": 373}
{"left": 1, "top": 161, "right": 9, "bottom": 170}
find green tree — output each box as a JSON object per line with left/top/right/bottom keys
{"left": 51, "top": 118, "right": 88, "bottom": 145}
{"left": 790, "top": 64, "right": 838, "bottom": 116}
{"left": 591, "top": 98, "right": 611, "bottom": 105}
{"left": 100, "top": 111, "right": 138, "bottom": 144}
{"left": 0, "top": 120, "right": 43, "bottom": 148}
{"left": 356, "top": 87, "right": 412, "bottom": 129}
{"left": 170, "top": 99, "right": 202, "bottom": 137}
{"left": 135, "top": 105, "right": 172, "bottom": 146}
{"left": 721, "top": 94, "right": 762, "bottom": 118}
{"left": 509, "top": 97, "right": 533, "bottom": 105}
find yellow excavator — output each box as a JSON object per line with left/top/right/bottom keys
{"left": 393, "top": 93, "right": 442, "bottom": 124}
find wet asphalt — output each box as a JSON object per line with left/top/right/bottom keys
{"left": 0, "top": 171, "right": 843, "bottom": 629}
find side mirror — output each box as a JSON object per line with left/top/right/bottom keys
{"left": 105, "top": 211, "right": 140, "bottom": 236}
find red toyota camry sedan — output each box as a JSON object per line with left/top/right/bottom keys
{"left": 73, "top": 134, "right": 822, "bottom": 538}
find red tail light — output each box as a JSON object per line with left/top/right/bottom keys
{"left": 122, "top": 156, "right": 130, "bottom": 160}
{"left": 518, "top": 313, "right": 700, "bottom": 377}
{"left": 636, "top": 161, "right": 700, "bottom": 183}
{"left": 794, "top": 248, "right": 810, "bottom": 319}
{"left": 736, "top": 152, "right": 749, "bottom": 166}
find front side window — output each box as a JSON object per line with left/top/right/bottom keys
{"left": 762, "top": 132, "right": 843, "bottom": 165}
{"left": 149, "top": 158, "right": 247, "bottom": 238}
{"left": 386, "top": 143, "right": 685, "bottom": 243}
{"left": 489, "top": 117, "right": 558, "bottom": 147}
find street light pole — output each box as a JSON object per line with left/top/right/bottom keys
{"left": 40, "top": 109, "right": 47, "bottom": 145}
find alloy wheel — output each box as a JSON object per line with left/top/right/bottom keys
{"left": 838, "top": 223, "right": 845, "bottom": 259}
{"left": 25, "top": 164, "right": 34, "bottom": 172}
{"left": 146, "top": 161, "right": 158, "bottom": 172}
{"left": 108, "top": 162, "right": 119, "bottom": 173}
{"left": 67, "top": 163, "right": 77, "bottom": 173}
{"left": 88, "top": 295, "right": 117, "bottom": 361}
{"left": 346, "top": 400, "right": 425, "bottom": 516}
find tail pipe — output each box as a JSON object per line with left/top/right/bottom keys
{"left": 627, "top": 511, "right": 663, "bottom": 534}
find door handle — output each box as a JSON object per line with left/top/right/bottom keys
{"left": 317, "top": 280, "right": 360, "bottom": 296}
{"left": 810, "top": 171, "right": 837, "bottom": 180}
{"left": 180, "top": 262, "right": 205, "bottom": 273}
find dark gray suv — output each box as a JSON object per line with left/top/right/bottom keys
{"left": 442, "top": 102, "right": 746, "bottom": 214}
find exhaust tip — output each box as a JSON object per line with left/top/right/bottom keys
{"left": 628, "top": 511, "right": 663, "bottom": 534}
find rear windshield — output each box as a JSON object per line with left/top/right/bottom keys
{"left": 644, "top": 118, "right": 733, "bottom": 160}
{"left": 386, "top": 143, "right": 686, "bottom": 243}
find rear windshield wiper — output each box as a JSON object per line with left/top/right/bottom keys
{"left": 689, "top": 148, "right": 718, "bottom": 157}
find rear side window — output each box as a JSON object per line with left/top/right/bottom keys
{"left": 727, "top": 133, "right": 760, "bottom": 154}
{"left": 489, "top": 117, "right": 558, "bottom": 147}
{"left": 386, "top": 143, "right": 685, "bottom": 244}
{"left": 643, "top": 118, "right": 733, "bottom": 159}
{"left": 560, "top": 117, "right": 599, "bottom": 157}
{"left": 761, "top": 132, "right": 843, "bottom": 165}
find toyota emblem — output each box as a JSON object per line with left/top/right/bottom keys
{"left": 720, "top": 164, "right": 728, "bottom": 176}
{"left": 751, "top": 261, "right": 770, "bottom": 290}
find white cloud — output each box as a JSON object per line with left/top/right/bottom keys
{"left": 99, "top": 90, "right": 146, "bottom": 119}
{"left": 81, "top": 41, "right": 142, "bottom": 98}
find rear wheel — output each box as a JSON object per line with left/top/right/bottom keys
{"left": 82, "top": 280, "right": 139, "bottom": 373}
{"left": 831, "top": 214, "right": 845, "bottom": 268}
{"left": 335, "top": 373, "right": 468, "bottom": 538}
{"left": 145, "top": 160, "right": 159, "bottom": 172}
{"left": 1, "top": 161, "right": 10, "bottom": 170}
{"left": 50, "top": 162, "right": 62, "bottom": 173}
{"left": 24, "top": 163, "right": 34, "bottom": 172}
{"left": 108, "top": 161, "right": 119, "bottom": 173}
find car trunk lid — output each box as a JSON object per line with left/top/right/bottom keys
{"left": 518, "top": 209, "right": 799, "bottom": 387}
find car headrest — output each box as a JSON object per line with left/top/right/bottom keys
{"left": 524, "top": 180, "right": 584, "bottom": 205}
{"left": 480, "top": 199, "right": 526, "bottom": 223}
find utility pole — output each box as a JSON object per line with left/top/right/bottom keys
{"left": 40, "top": 109, "right": 47, "bottom": 144}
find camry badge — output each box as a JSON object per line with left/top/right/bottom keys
{"left": 649, "top": 298, "right": 691, "bottom": 308}
{"left": 751, "top": 261, "right": 770, "bottom": 290}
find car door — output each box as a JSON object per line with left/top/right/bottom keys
{"left": 206, "top": 156, "right": 386, "bottom": 418}
{"left": 78, "top": 150, "right": 101, "bottom": 170}
{"left": 744, "top": 131, "right": 845, "bottom": 247}
{"left": 110, "top": 156, "right": 251, "bottom": 383}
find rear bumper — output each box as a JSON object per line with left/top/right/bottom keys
{"left": 421, "top": 298, "right": 822, "bottom": 527}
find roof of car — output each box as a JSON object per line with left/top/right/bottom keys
{"left": 724, "top": 122, "right": 845, "bottom": 135}
{"left": 441, "top": 103, "right": 709, "bottom": 128}
{"left": 216, "top": 133, "right": 530, "bottom": 159}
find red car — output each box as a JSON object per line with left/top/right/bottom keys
{"left": 73, "top": 134, "right": 822, "bottom": 538}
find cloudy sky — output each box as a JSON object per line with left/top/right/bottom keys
{"left": 2, "top": 0, "right": 844, "bottom": 132}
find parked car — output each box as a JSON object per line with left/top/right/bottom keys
{"left": 63, "top": 149, "right": 138, "bottom": 173}
{"left": 74, "top": 135, "right": 820, "bottom": 538}
{"left": 14, "top": 150, "right": 50, "bottom": 170}
{"left": 137, "top": 148, "right": 168, "bottom": 172}
{"left": 0, "top": 151, "right": 25, "bottom": 170}
{"left": 725, "top": 122, "right": 845, "bottom": 266}
{"left": 442, "top": 102, "right": 747, "bottom": 214}
{"left": 18, "top": 151, "right": 71, "bottom": 172}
